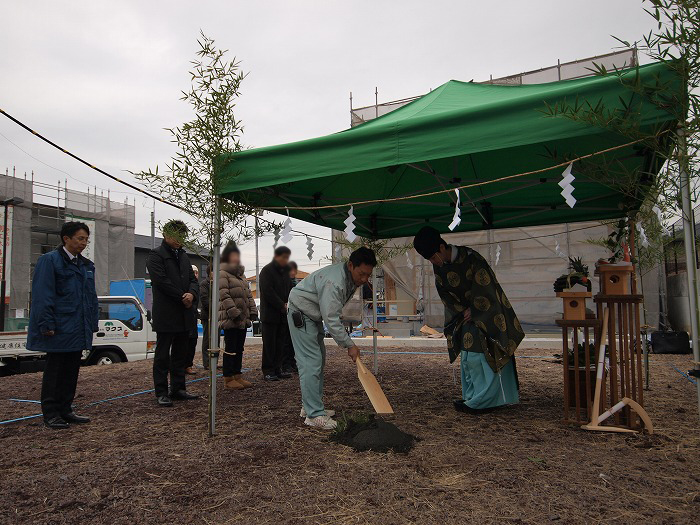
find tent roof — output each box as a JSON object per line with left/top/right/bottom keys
{"left": 214, "top": 62, "right": 680, "bottom": 238}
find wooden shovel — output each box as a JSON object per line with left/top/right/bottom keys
{"left": 356, "top": 357, "right": 394, "bottom": 415}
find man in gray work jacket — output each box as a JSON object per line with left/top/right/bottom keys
{"left": 287, "top": 247, "right": 377, "bottom": 430}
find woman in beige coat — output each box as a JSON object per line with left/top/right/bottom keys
{"left": 219, "top": 242, "right": 258, "bottom": 389}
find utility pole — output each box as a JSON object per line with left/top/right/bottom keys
{"left": 150, "top": 210, "right": 155, "bottom": 249}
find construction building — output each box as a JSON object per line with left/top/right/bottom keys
{"left": 1, "top": 169, "right": 134, "bottom": 326}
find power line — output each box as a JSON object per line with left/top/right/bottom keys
{"left": 0, "top": 107, "right": 336, "bottom": 243}
{"left": 0, "top": 106, "right": 615, "bottom": 251}
{"left": 0, "top": 107, "right": 187, "bottom": 211}
{"left": 0, "top": 130, "right": 148, "bottom": 199}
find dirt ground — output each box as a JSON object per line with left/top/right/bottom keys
{"left": 1, "top": 344, "right": 699, "bottom": 525}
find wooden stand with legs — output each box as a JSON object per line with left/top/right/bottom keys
{"left": 556, "top": 318, "right": 600, "bottom": 425}
{"left": 582, "top": 308, "right": 653, "bottom": 433}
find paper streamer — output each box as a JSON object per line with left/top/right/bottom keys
{"left": 554, "top": 238, "right": 566, "bottom": 258}
{"left": 638, "top": 225, "right": 649, "bottom": 247}
{"left": 559, "top": 162, "right": 576, "bottom": 208}
{"left": 280, "top": 208, "right": 293, "bottom": 244}
{"left": 448, "top": 188, "right": 461, "bottom": 231}
{"left": 653, "top": 205, "right": 667, "bottom": 233}
{"left": 306, "top": 235, "right": 314, "bottom": 260}
{"left": 495, "top": 244, "right": 501, "bottom": 266}
{"left": 344, "top": 206, "right": 357, "bottom": 242}
{"left": 273, "top": 227, "right": 280, "bottom": 249}
{"left": 406, "top": 252, "right": 414, "bottom": 270}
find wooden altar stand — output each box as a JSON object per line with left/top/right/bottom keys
{"left": 556, "top": 316, "right": 601, "bottom": 425}
{"left": 556, "top": 262, "right": 651, "bottom": 431}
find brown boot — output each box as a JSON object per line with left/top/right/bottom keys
{"left": 234, "top": 374, "right": 253, "bottom": 388}
{"left": 224, "top": 376, "right": 244, "bottom": 390}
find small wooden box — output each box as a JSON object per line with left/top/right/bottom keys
{"left": 557, "top": 291, "right": 592, "bottom": 321}
{"left": 597, "top": 263, "right": 633, "bottom": 295}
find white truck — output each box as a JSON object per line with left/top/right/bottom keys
{"left": 0, "top": 296, "right": 156, "bottom": 375}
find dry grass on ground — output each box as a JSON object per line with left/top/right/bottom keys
{"left": 0, "top": 344, "right": 699, "bottom": 524}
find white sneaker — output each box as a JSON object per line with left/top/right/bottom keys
{"left": 300, "top": 407, "right": 335, "bottom": 418}
{"left": 304, "top": 415, "right": 338, "bottom": 430}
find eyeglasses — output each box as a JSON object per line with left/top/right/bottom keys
{"left": 72, "top": 236, "right": 90, "bottom": 243}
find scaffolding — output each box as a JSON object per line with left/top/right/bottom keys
{"left": 350, "top": 49, "right": 638, "bottom": 127}
{"left": 1, "top": 167, "right": 135, "bottom": 321}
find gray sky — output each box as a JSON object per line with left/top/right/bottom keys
{"left": 0, "top": 0, "right": 655, "bottom": 274}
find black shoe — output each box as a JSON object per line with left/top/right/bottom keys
{"left": 44, "top": 416, "right": 69, "bottom": 429}
{"left": 277, "top": 371, "right": 293, "bottom": 379}
{"left": 453, "top": 399, "right": 494, "bottom": 415}
{"left": 157, "top": 395, "right": 174, "bottom": 407}
{"left": 263, "top": 374, "right": 279, "bottom": 381}
{"left": 170, "top": 390, "right": 200, "bottom": 400}
{"left": 62, "top": 412, "right": 90, "bottom": 424}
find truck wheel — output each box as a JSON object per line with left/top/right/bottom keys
{"left": 92, "top": 350, "right": 122, "bottom": 366}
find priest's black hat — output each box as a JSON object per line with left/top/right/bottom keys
{"left": 413, "top": 226, "right": 446, "bottom": 260}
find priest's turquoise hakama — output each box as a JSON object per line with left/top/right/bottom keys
{"left": 460, "top": 350, "right": 519, "bottom": 409}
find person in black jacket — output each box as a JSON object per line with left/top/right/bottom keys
{"left": 200, "top": 264, "right": 213, "bottom": 370}
{"left": 281, "top": 261, "right": 299, "bottom": 374}
{"left": 146, "top": 220, "right": 200, "bottom": 406}
{"left": 259, "top": 246, "right": 293, "bottom": 381}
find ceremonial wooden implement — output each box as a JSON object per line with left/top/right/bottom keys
{"left": 356, "top": 357, "right": 394, "bottom": 415}
{"left": 582, "top": 307, "right": 654, "bottom": 434}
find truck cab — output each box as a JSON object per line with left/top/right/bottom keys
{"left": 87, "top": 296, "right": 156, "bottom": 365}
{"left": 0, "top": 296, "right": 156, "bottom": 375}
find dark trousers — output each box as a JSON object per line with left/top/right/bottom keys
{"left": 201, "top": 316, "right": 211, "bottom": 369}
{"left": 281, "top": 323, "right": 297, "bottom": 371}
{"left": 186, "top": 332, "right": 198, "bottom": 368}
{"left": 223, "top": 328, "right": 247, "bottom": 377}
{"left": 41, "top": 351, "right": 82, "bottom": 420}
{"left": 261, "top": 321, "right": 286, "bottom": 376}
{"left": 153, "top": 331, "right": 189, "bottom": 397}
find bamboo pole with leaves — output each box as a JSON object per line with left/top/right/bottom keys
{"left": 133, "top": 32, "right": 275, "bottom": 435}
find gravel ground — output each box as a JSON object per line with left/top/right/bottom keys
{"left": 0, "top": 344, "right": 698, "bottom": 524}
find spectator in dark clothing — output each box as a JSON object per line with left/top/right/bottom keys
{"left": 146, "top": 220, "right": 200, "bottom": 406}
{"left": 259, "top": 246, "right": 293, "bottom": 381}
{"left": 200, "top": 264, "right": 213, "bottom": 370}
{"left": 185, "top": 265, "right": 200, "bottom": 374}
{"left": 281, "top": 261, "right": 299, "bottom": 374}
{"left": 27, "top": 221, "right": 98, "bottom": 429}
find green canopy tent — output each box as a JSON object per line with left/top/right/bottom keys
{"left": 205, "top": 61, "right": 695, "bottom": 433}
{"left": 214, "top": 61, "right": 680, "bottom": 238}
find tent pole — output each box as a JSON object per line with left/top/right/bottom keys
{"left": 372, "top": 268, "right": 378, "bottom": 374}
{"left": 678, "top": 127, "right": 700, "bottom": 418}
{"left": 208, "top": 198, "right": 222, "bottom": 437}
{"left": 254, "top": 214, "right": 260, "bottom": 293}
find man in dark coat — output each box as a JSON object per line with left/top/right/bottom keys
{"left": 200, "top": 264, "right": 213, "bottom": 370}
{"left": 281, "top": 261, "right": 299, "bottom": 373}
{"left": 258, "top": 246, "right": 293, "bottom": 381}
{"left": 27, "top": 221, "right": 99, "bottom": 429}
{"left": 146, "top": 220, "right": 200, "bottom": 406}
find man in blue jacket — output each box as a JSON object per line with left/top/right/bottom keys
{"left": 27, "top": 221, "right": 99, "bottom": 429}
